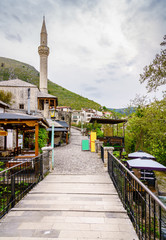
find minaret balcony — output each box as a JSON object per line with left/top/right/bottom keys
{"left": 38, "top": 46, "right": 49, "bottom": 56}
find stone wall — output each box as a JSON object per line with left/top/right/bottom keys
{"left": 0, "top": 86, "right": 38, "bottom": 112}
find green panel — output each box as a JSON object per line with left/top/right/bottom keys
{"left": 82, "top": 140, "right": 89, "bottom": 151}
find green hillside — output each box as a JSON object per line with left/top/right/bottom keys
{"left": 0, "top": 57, "right": 101, "bottom": 110}
{"left": 108, "top": 107, "right": 135, "bottom": 115}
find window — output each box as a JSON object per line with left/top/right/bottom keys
{"left": 50, "top": 99, "right": 55, "bottom": 109}
{"left": 19, "top": 104, "right": 24, "bottom": 109}
{"left": 38, "top": 100, "right": 44, "bottom": 110}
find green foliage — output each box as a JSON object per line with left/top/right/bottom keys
{"left": 0, "top": 57, "right": 101, "bottom": 110}
{"left": 113, "top": 151, "right": 120, "bottom": 159}
{"left": 125, "top": 97, "right": 166, "bottom": 165}
{"left": 108, "top": 107, "right": 135, "bottom": 116}
{"left": 140, "top": 35, "right": 166, "bottom": 92}
{"left": 110, "top": 109, "right": 125, "bottom": 119}
{"left": 0, "top": 90, "right": 12, "bottom": 104}
{"left": 38, "top": 128, "right": 48, "bottom": 152}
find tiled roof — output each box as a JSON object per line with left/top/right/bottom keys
{"left": 56, "top": 120, "right": 69, "bottom": 128}
{"left": 0, "top": 100, "right": 9, "bottom": 108}
{"left": 0, "top": 113, "right": 43, "bottom": 120}
{"left": 47, "top": 119, "right": 62, "bottom": 127}
{"left": 46, "top": 119, "right": 69, "bottom": 128}
{"left": 38, "top": 91, "right": 57, "bottom": 99}
{"left": 0, "top": 79, "right": 37, "bottom": 87}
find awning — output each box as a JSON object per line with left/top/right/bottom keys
{"left": 0, "top": 130, "right": 8, "bottom": 136}
{"left": 47, "top": 119, "right": 69, "bottom": 128}
{"left": 128, "top": 150, "right": 155, "bottom": 159}
{"left": 47, "top": 127, "right": 68, "bottom": 132}
{"left": 127, "top": 158, "right": 166, "bottom": 171}
{"left": 89, "top": 117, "right": 127, "bottom": 124}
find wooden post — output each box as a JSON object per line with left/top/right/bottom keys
{"left": 16, "top": 129, "right": 18, "bottom": 148}
{"left": 66, "top": 132, "right": 68, "bottom": 144}
{"left": 4, "top": 136, "right": 7, "bottom": 150}
{"left": 123, "top": 123, "right": 125, "bottom": 138}
{"left": 35, "top": 123, "right": 39, "bottom": 156}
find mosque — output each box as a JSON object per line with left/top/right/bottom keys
{"left": 0, "top": 18, "right": 70, "bottom": 152}
{"left": 0, "top": 17, "right": 58, "bottom": 119}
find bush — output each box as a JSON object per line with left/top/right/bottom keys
{"left": 38, "top": 128, "right": 48, "bottom": 152}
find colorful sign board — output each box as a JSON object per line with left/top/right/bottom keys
{"left": 90, "top": 132, "right": 96, "bottom": 152}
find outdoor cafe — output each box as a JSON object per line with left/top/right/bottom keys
{"left": 0, "top": 113, "right": 49, "bottom": 168}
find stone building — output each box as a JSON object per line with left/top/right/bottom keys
{"left": 0, "top": 17, "right": 72, "bottom": 151}
{"left": 72, "top": 109, "right": 103, "bottom": 124}
{"left": 0, "top": 17, "right": 58, "bottom": 119}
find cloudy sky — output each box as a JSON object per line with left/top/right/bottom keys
{"left": 0, "top": 0, "right": 166, "bottom": 108}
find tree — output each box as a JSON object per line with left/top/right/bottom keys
{"left": 140, "top": 35, "right": 166, "bottom": 92}
{"left": 125, "top": 97, "right": 166, "bottom": 165}
{"left": 0, "top": 90, "right": 12, "bottom": 104}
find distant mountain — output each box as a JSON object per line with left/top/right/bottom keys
{"left": 108, "top": 107, "right": 135, "bottom": 115}
{"left": 0, "top": 57, "right": 101, "bottom": 110}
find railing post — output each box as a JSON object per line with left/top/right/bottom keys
{"left": 102, "top": 147, "right": 114, "bottom": 169}
{"left": 159, "top": 206, "right": 161, "bottom": 240}
{"left": 40, "top": 154, "right": 43, "bottom": 180}
{"left": 98, "top": 141, "right": 103, "bottom": 157}
{"left": 11, "top": 174, "right": 15, "bottom": 208}
{"left": 124, "top": 172, "right": 127, "bottom": 207}
{"left": 95, "top": 140, "right": 100, "bottom": 153}
{"left": 41, "top": 147, "right": 53, "bottom": 172}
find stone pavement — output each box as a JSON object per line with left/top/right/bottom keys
{"left": 0, "top": 128, "right": 138, "bottom": 240}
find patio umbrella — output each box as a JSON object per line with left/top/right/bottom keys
{"left": 127, "top": 158, "right": 166, "bottom": 171}
{"left": 128, "top": 150, "right": 155, "bottom": 160}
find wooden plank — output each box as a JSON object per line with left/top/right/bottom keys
{"left": 35, "top": 123, "right": 39, "bottom": 156}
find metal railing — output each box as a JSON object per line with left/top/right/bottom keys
{"left": 108, "top": 152, "right": 166, "bottom": 240}
{"left": 101, "top": 146, "right": 104, "bottom": 163}
{"left": 0, "top": 151, "right": 49, "bottom": 219}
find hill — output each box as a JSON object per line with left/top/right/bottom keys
{"left": 108, "top": 107, "right": 135, "bottom": 115}
{"left": 0, "top": 57, "right": 101, "bottom": 110}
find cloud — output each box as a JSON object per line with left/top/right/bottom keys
{"left": 95, "top": 79, "right": 107, "bottom": 84}
{"left": 0, "top": 0, "right": 165, "bottom": 108}
{"left": 5, "top": 33, "right": 22, "bottom": 42}
{"left": 12, "top": 14, "right": 22, "bottom": 23}
{"left": 82, "top": 86, "right": 98, "bottom": 92}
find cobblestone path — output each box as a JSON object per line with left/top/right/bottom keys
{"left": 53, "top": 128, "right": 105, "bottom": 174}
{"left": 0, "top": 128, "right": 138, "bottom": 240}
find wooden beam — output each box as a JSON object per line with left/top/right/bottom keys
{"left": 35, "top": 123, "right": 39, "bottom": 156}
{"left": 0, "top": 120, "right": 38, "bottom": 125}
{"left": 16, "top": 129, "right": 18, "bottom": 148}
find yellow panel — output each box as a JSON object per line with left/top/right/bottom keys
{"left": 90, "top": 132, "right": 96, "bottom": 152}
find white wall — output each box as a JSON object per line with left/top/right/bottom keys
{"left": 7, "top": 130, "right": 13, "bottom": 149}
{"left": 0, "top": 107, "right": 4, "bottom": 113}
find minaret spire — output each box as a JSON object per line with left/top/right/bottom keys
{"left": 38, "top": 16, "right": 49, "bottom": 93}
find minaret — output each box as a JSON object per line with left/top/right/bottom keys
{"left": 38, "top": 16, "right": 49, "bottom": 93}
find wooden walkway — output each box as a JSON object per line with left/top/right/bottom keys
{"left": 0, "top": 130, "right": 138, "bottom": 240}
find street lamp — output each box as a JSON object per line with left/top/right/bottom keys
{"left": 49, "top": 107, "right": 56, "bottom": 119}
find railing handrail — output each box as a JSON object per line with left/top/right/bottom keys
{"left": 108, "top": 151, "right": 166, "bottom": 211}
{"left": 0, "top": 153, "right": 44, "bottom": 175}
